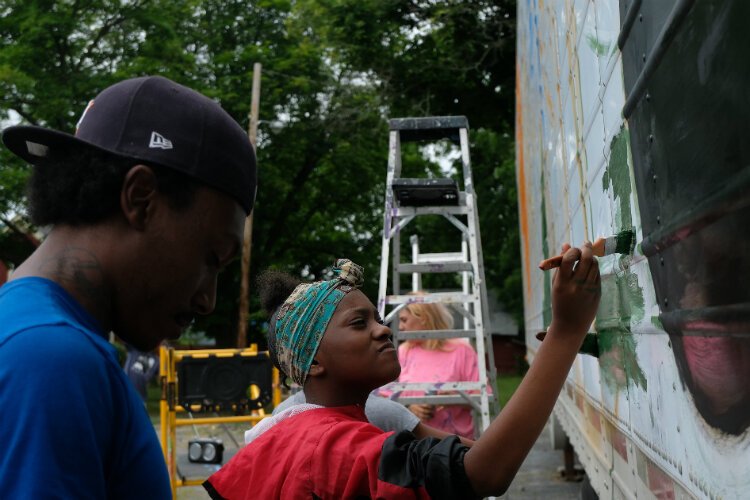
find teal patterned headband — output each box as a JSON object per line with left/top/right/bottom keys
{"left": 273, "top": 259, "right": 364, "bottom": 386}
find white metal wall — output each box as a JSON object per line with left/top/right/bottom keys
{"left": 516, "top": 1, "right": 750, "bottom": 498}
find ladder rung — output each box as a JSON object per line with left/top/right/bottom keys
{"left": 386, "top": 382, "right": 484, "bottom": 392}
{"left": 385, "top": 292, "right": 476, "bottom": 305}
{"left": 389, "top": 116, "right": 468, "bottom": 131}
{"left": 416, "top": 252, "right": 465, "bottom": 263}
{"left": 394, "top": 205, "right": 468, "bottom": 216}
{"left": 391, "top": 394, "right": 483, "bottom": 406}
{"left": 397, "top": 262, "right": 473, "bottom": 274}
{"left": 388, "top": 116, "right": 468, "bottom": 144}
{"left": 396, "top": 329, "right": 476, "bottom": 340}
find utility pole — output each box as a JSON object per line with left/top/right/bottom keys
{"left": 237, "top": 62, "right": 261, "bottom": 348}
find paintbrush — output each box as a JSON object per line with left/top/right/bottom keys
{"left": 538, "top": 229, "right": 635, "bottom": 271}
{"left": 536, "top": 330, "right": 600, "bottom": 357}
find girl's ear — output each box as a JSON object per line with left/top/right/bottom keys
{"left": 307, "top": 358, "right": 326, "bottom": 378}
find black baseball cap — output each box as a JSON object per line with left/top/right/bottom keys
{"left": 2, "top": 76, "right": 257, "bottom": 214}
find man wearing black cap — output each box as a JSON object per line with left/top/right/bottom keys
{"left": 0, "top": 76, "right": 257, "bottom": 498}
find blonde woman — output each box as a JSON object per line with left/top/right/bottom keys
{"left": 383, "top": 296, "right": 480, "bottom": 439}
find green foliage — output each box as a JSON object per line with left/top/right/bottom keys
{"left": 302, "top": 0, "right": 516, "bottom": 128}
{"left": 0, "top": 148, "right": 27, "bottom": 216}
{"left": 471, "top": 127, "right": 523, "bottom": 326}
{"left": 0, "top": 0, "right": 520, "bottom": 346}
{"left": 0, "top": 0, "right": 191, "bottom": 129}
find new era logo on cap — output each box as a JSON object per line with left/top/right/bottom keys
{"left": 149, "top": 131, "right": 173, "bottom": 150}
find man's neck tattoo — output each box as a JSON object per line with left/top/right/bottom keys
{"left": 39, "top": 247, "right": 110, "bottom": 320}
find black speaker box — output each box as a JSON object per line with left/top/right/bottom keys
{"left": 177, "top": 352, "right": 272, "bottom": 412}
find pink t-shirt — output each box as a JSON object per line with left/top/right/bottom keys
{"left": 382, "top": 340, "right": 479, "bottom": 438}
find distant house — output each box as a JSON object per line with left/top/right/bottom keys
{"left": 485, "top": 290, "right": 525, "bottom": 376}
{"left": 436, "top": 288, "right": 524, "bottom": 375}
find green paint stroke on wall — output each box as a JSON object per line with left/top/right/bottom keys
{"left": 586, "top": 34, "right": 611, "bottom": 57}
{"left": 650, "top": 316, "right": 664, "bottom": 330}
{"left": 602, "top": 127, "right": 632, "bottom": 230}
{"left": 541, "top": 171, "right": 552, "bottom": 327}
{"left": 594, "top": 264, "right": 647, "bottom": 388}
{"left": 597, "top": 263, "right": 645, "bottom": 326}
{"left": 595, "top": 128, "right": 647, "bottom": 391}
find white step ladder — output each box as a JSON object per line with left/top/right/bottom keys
{"left": 376, "top": 116, "right": 499, "bottom": 433}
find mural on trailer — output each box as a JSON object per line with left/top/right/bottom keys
{"left": 516, "top": 0, "right": 750, "bottom": 498}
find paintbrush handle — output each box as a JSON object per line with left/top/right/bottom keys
{"left": 536, "top": 330, "right": 599, "bottom": 357}
{"left": 538, "top": 255, "right": 563, "bottom": 270}
{"left": 537, "top": 238, "right": 606, "bottom": 271}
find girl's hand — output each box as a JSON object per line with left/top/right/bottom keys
{"left": 408, "top": 404, "right": 434, "bottom": 421}
{"left": 549, "top": 242, "right": 601, "bottom": 340}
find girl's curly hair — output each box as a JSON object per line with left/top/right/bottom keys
{"left": 256, "top": 269, "right": 301, "bottom": 385}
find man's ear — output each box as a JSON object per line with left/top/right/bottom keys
{"left": 307, "top": 358, "right": 326, "bottom": 378}
{"left": 121, "top": 165, "right": 159, "bottom": 231}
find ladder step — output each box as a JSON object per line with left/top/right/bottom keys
{"left": 391, "top": 394, "right": 484, "bottom": 406}
{"left": 393, "top": 204, "right": 469, "bottom": 217}
{"left": 385, "top": 292, "right": 476, "bottom": 305}
{"left": 392, "top": 178, "right": 459, "bottom": 207}
{"left": 388, "top": 116, "right": 468, "bottom": 144}
{"left": 416, "top": 252, "right": 465, "bottom": 263}
{"left": 386, "top": 382, "right": 485, "bottom": 393}
{"left": 396, "top": 329, "right": 476, "bottom": 340}
{"left": 397, "top": 262, "right": 473, "bottom": 274}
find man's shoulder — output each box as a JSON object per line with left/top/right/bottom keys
{"left": 1, "top": 321, "right": 108, "bottom": 354}
{"left": 0, "top": 278, "right": 112, "bottom": 357}
{"left": 0, "top": 278, "right": 93, "bottom": 336}
{"left": 0, "top": 322, "right": 118, "bottom": 389}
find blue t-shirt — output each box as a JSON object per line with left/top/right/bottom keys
{"left": 0, "top": 277, "right": 170, "bottom": 499}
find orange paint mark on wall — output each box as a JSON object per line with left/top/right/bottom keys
{"left": 586, "top": 403, "right": 602, "bottom": 434}
{"left": 516, "top": 63, "right": 532, "bottom": 301}
{"left": 575, "top": 391, "right": 584, "bottom": 413}
{"left": 610, "top": 424, "right": 628, "bottom": 462}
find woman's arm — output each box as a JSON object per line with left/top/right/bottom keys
{"left": 412, "top": 422, "right": 475, "bottom": 447}
{"left": 463, "top": 243, "right": 601, "bottom": 496}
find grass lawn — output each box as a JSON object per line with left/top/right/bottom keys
{"left": 496, "top": 374, "right": 524, "bottom": 408}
